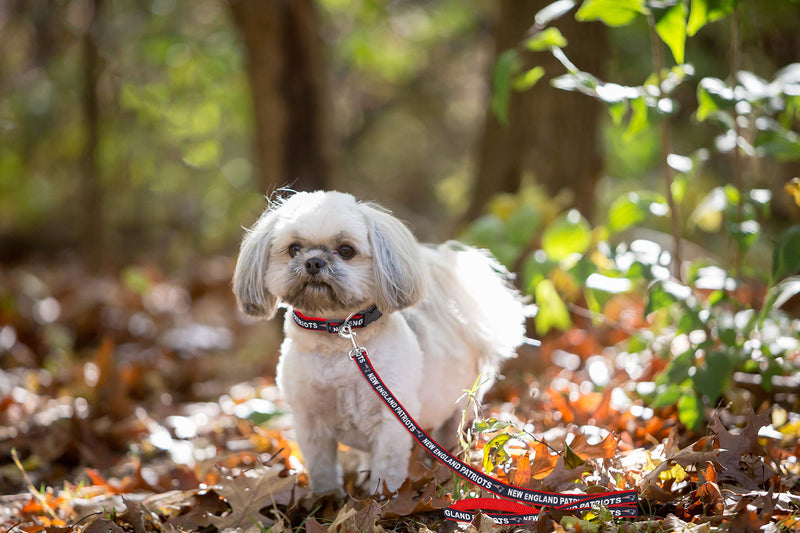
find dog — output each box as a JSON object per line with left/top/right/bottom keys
{"left": 233, "top": 191, "right": 527, "bottom": 494}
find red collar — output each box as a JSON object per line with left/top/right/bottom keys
{"left": 291, "top": 305, "right": 382, "bottom": 333}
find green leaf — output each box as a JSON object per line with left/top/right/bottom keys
{"left": 607, "top": 99, "right": 629, "bottom": 126}
{"left": 660, "top": 349, "right": 694, "bottom": 386}
{"left": 575, "top": 0, "right": 647, "bottom": 27}
{"left": 473, "top": 418, "right": 513, "bottom": 434}
{"left": 650, "top": 384, "right": 683, "bottom": 408}
{"left": 767, "top": 276, "right": 800, "bottom": 311}
{"left": 655, "top": 3, "right": 688, "bottom": 65}
{"left": 677, "top": 392, "right": 703, "bottom": 430}
{"left": 463, "top": 214, "right": 506, "bottom": 246}
{"left": 754, "top": 123, "right": 800, "bottom": 161}
{"left": 772, "top": 225, "right": 800, "bottom": 280}
{"left": 607, "top": 191, "right": 668, "bottom": 233}
{"left": 491, "top": 50, "right": 521, "bottom": 126}
{"left": 182, "top": 139, "right": 221, "bottom": 168}
{"left": 692, "top": 350, "right": 736, "bottom": 404}
{"left": 524, "top": 28, "right": 568, "bottom": 51}
{"left": 483, "top": 434, "right": 511, "bottom": 474}
{"left": 687, "top": 0, "right": 735, "bottom": 37}
{"left": 534, "top": 279, "right": 572, "bottom": 334}
{"left": 541, "top": 209, "right": 592, "bottom": 261}
{"left": 729, "top": 220, "right": 760, "bottom": 253}
{"left": 513, "top": 66, "right": 546, "bottom": 91}
{"left": 623, "top": 96, "right": 649, "bottom": 142}
{"left": 646, "top": 280, "right": 691, "bottom": 315}
{"left": 506, "top": 204, "right": 542, "bottom": 246}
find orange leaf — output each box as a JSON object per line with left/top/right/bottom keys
{"left": 512, "top": 453, "right": 531, "bottom": 486}
{"left": 569, "top": 432, "right": 619, "bottom": 460}
{"left": 529, "top": 440, "right": 558, "bottom": 480}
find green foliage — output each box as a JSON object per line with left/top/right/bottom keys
{"left": 472, "top": 0, "right": 800, "bottom": 433}
{"left": 490, "top": 50, "right": 522, "bottom": 126}
{"left": 654, "top": 2, "right": 688, "bottom": 65}
{"left": 575, "top": 0, "right": 646, "bottom": 27}
{"left": 541, "top": 210, "right": 592, "bottom": 261}
{"left": 524, "top": 28, "right": 568, "bottom": 51}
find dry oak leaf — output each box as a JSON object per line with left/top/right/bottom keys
{"left": 383, "top": 479, "right": 453, "bottom": 518}
{"left": 639, "top": 436, "right": 717, "bottom": 498}
{"left": 712, "top": 408, "right": 779, "bottom": 489}
{"left": 208, "top": 464, "right": 296, "bottom": 533}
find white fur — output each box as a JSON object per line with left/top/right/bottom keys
{"left": 233, "top": 191, "right": 526, "bottom": 494}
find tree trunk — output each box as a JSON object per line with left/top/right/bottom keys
{"left": 81, "top": 0, "right": 103, "bottom": 265}
{"left": 467, "top": 0, "right": 606, "bottom": 221}
{"left": 229, "top": 0, "right": 333, "bottom": 194}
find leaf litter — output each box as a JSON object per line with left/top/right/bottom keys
{"left": 1, "top": 260, "right": 799, "bottom": 532}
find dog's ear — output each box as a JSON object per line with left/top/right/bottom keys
{"left": 233, "top": 208, "right": 279, "bottom": 319}
{"left": 361, "top": 203, "right": 426, "bottom": 312}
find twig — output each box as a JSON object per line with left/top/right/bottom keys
{"left": 11, "top": 448, "right": 59, "bottom": 521}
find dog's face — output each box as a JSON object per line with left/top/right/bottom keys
{"left": 233, "top": 191, "right": 425, "bottom": 318}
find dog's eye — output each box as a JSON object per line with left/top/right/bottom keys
{"left": 337, "top": 244, "right": 356, "bottom": 260}
{"left": 288, "top": 243, "right": 302, "bottom": 258}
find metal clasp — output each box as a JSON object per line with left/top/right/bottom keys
{"left": 338, "top": 312, "right": 365, "bottom": 360}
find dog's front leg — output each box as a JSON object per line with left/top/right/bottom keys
{"left": 368, "top": 408, "right": 416, "bottom": 494}
{"left": 294, "top": 413, "right": 342, "bottom": 494}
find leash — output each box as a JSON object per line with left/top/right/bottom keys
{"left": 336, "top": 318, "right": 639, "bottom": 525}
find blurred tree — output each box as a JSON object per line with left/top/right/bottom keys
{"left": 228, "top": 0, "right": 333, "bottom": 193}
{"left": 467, "top": 0, "right": 607, "bottom": 221}
{"left": 81, "top": 0, "right": 104, "bottom": 265}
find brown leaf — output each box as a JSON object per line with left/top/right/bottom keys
{"left": 512, "top": 453, "right": 531, "bottom": 486}
{"left": 726, "top": 505, "right": 764, "bottom": 533}
{"left": 713, "top": 408, "right": 778, "bottom": 489}
{"left": 83, "top": 517, "right": 125, "bottom": 533}
{"left": 540, "top": 455, "right": 591, "bottom": 491}
{"left": 562, "top": 442, "right": 586, "bottom": 470}
{"left": 382, "top": 479, "right": 451, "bottom": 519}
{"left": 639, "top": 436, "right": 717, "bottom": 497}
{"left": 208, "top": 464, "right": 296, "bottom": 533}
{"left": 529, "top": 440, "right": 558, "bottom": 480}
{"left": 305, "top": 517, "right": 329, "bottom": 533}
{"left": 568, "top": 432, "right": 618, "bottom": 460}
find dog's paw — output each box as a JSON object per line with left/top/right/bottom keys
{"left": 369, "top": 469, "right": 407, "bottom": 495}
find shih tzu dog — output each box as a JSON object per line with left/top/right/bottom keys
{"left": 233, "top": 190, "right": 527, "bottom": 494}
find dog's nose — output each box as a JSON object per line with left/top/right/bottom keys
{"left": 304, "top": 257, "right": 326, "bottom": 275}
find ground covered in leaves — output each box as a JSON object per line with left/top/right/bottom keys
{"left": 1, "top": 260, "right": 799, "bottom": 532}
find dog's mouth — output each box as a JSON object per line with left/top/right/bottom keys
{"left": 305, "top": 281, "right": 331, "bottom": 290}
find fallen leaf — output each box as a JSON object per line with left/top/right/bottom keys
{"left": 713, "top": 408, "right": 778, "bottom": 489}
{"left": 529, "top": 440, "right": 559, "bottom": 480}
{"left": 568, "top": 432, "right": 618, "bottom": 460}
{"left": 512, "top": 453, "right": 532, "bottom": 486}
{"left": 208, "top": 464, "right": 296, "bottom": 532}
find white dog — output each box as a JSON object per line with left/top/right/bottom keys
{"left": 233, "top": 191, "right": 526, "bottom": 494}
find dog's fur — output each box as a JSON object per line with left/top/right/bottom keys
{"left": 233, "top": 191, "right": 526, "bottom": 494}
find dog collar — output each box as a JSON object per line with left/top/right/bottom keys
{"left": 291, "top": 305, "right": 382, "bottom": 333}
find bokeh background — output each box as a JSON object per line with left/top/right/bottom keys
{"left": 2, "top": 0, "right": 798, "bottom": 269}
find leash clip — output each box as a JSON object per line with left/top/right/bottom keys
{"left": 338, "top": 312, "right": 366, "bottom": 360}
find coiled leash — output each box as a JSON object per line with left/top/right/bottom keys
{"left": 337, "top": 317, "right": 638, "bottom": 526}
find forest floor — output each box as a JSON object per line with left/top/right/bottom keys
{"left": 1, "top": 258, "right": 799, "bottom": 532}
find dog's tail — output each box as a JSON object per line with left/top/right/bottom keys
{"left": 420, "top": 242, "right": 530, "bottom": 370}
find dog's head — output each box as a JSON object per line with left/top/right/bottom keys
{"left": 233, "top": 191, "right": 426, "bottom": 319}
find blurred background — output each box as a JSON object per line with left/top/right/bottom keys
{"left": 1, "top": 0, "right": 797, "bottom": 269}
{"left": 1, "top": 0, "right": 800, "bottom": 498}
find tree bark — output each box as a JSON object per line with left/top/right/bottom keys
{"left": 229, "top": 0, "right": 333, "bottom": 194}
{"left": 467, "top": 0, "right": 606, "bottom": 221}
{"left": 81, "top": 0, "right": 103, "bottom": 265}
